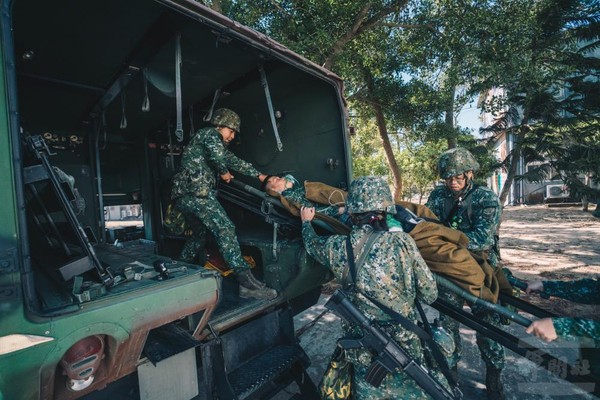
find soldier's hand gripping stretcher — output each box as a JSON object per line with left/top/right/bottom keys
{"left": 503, "top": 268, "right": 550, "bottom": 298}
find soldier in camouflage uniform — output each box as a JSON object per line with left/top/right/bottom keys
{"left": 525, "top": 278, "right": 600, "bottom": 378}
{"left": 263, "top": 174, "right": 346, "bottom": 218}
{"left": 525, "top": 278, "right": 600, "bottom": 383}
{"left": 527, "top": 316, "right": 600, "bottom": 343}
{"left": 171, "top": 108, "right": 277, "bottom": 300}
{"left": 301, "top": 176, "right": 449, "bottom": 399}
{"left": 526, "top": 278, "right": 600, "bottom": 304}
{"left": 426, "top": 147, "right": 506, "bottom": 399}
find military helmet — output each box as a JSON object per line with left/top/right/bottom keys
{"left": 345, "top": 176, "right": 396, "bottom": 215}
{"left": 210, "top": 108, "right": 241, "bottom": 133}
{"left": 437, "top": 147, "right": 480, "bottom": 179}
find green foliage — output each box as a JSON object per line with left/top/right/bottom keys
{"left": 396, "top": 138, "right": 445, "bottom": 202}
{"left": 350, "top": 118, "right": 389, "bottom": 178}
{"left": 478, "top": 0, "right": 600, "bottom": 202}
{"left": 203, "top": 0, "right": 600, "bottom": 203}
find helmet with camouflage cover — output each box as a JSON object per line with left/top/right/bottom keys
{"left": 210, "top": 108, "right": 241, "bottom": 133}
{"left": 437, "top": 147, "right": 480, "bottom": 179}
{"left": 345, "top": 176, "right": 396, "bottom": 215}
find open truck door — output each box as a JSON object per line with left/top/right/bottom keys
{"left": 0, "top": 0, "right": 350, "bottom": 399}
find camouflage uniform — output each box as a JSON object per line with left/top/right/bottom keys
{"left": 546, "top": 278, "right": 600, "bottom": 380}
{"left": 542, "top": 278, "right": 600, "bottom": 305}
{"left": 279, "top": 174, "right": 341, "bottom": 218}
{"left": 426, "top": 148, "right": 505, "bottom": 375}
{"left": 171, "top": 110, "right": 259, "bottom": 271}
{"left": 303, "top": 176, "right": 447, "bottom": 399}
{"left": 554, "top": 317, "right": 600, "bottom": 382}
{"left": 554, "top": 318, "right": 600, "bottom": 340}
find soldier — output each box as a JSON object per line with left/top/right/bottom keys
{"left": 526, "top": 317, "right": 600, "bottom": 343}
{"left": 301, "top": 176, "right": 448, "bottom": 399}
{"left": 426, "top": 147, "right": 506, "bottom": 399}
{"left": 262, "top": 174, "right": 345, "bottom": 218}
{"left": 526, "top": 278, "right": 600, "bottom": 304}
{"left": 525, "top": 278, "right": 600, "bottom": 382}
{"left": 171, "top": 108, "right": 277, "bottom": 300}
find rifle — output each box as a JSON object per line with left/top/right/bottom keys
{"left": 27, "top": 135, "right": 115, "bottom": 287}
{"left": 325, "top": 289, "right": 458, "bottom": 400}
{"left": 503, "top": 268, "right": 549, "bottom": 299}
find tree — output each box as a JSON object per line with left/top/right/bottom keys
{"left": 223, "top": 0, "right": 414, "bottom": 199}
{"left": 479, "top": 0, "right": 600, "bottom": 205}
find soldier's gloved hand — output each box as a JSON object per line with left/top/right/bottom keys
{"left": 221, "top": 171, "right": 234, "bottom": 183}
{"left": 526, "top": 280, "right": 544, "bottom": 294}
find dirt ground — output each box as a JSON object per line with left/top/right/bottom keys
{"left": 501, "top": 204, "right": 599, "bottom": 320}
{"left": 280, "top": 204, "right": 600, "bottom": 400}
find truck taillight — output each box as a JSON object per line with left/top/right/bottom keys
{"left": 60, "top": 335, "right": 104, "bottom": 391}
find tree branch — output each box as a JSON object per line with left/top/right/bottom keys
{"left": 323, "top": 2, "right": 373, "bottom": 70}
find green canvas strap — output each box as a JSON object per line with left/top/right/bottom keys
{"left": 343, "top": 231, "right": 381, "bottom": 289}
{"left": 259, "top": 65, "right": 283, "bottom": 151}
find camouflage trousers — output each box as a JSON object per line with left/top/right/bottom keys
{"left": 175, "top": 193, "right": 250, "bottom": 272}
{"left": 438, "top": 287, "right": 505, "bottom": 370}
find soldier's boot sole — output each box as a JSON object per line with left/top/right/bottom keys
{"left": 239, "top": 285, "right": 278, "bottom": 300}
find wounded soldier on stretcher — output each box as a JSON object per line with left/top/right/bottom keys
{"left": 261, "top": 174, "right": 512, "bottom": 304}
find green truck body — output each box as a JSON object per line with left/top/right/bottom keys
{"left": 0, "top": 0, "right": 350, "bottom": 399}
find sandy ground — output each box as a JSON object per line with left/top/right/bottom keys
{"left": 277, "top": 205, "right": 600, "bottom": 399}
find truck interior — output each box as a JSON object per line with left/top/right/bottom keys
{"left": 7, "top": 0, "right": 349, "bottom": 398}
{"left": 13, "top": 0, "right": 348, "bottom": 312}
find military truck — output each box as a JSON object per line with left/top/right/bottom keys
{"left": 0, "top": 0, "right": 350, "bottom": 399}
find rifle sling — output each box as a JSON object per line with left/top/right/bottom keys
{"left": 343, "top": 231, "right": 380, "bottom": 289}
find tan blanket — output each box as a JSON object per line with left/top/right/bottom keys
{"left": 397, "top": 202, "right": 499, "bottom": 302}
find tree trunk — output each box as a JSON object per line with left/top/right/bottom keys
{"left": 499, "top": 118, "right": 530, "bottom": 206}
{"left": 445, "top": 87, "right": 457, "bottom": 149}
{"left": 207, "top": 0, "right": 222, "bottom": 13}
{"left": 364, "top": 70, "right": 403, "bottom": 201}
{"left": 323, "top": 3, "right": 372, "bottom": 70}
{"left": 499, "top": 96, "right": 532, "bottom": 207}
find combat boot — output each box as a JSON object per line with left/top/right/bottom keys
{"left": 236, "top": 270, "right": 277, "bottom": 300}
{"left": 247, "top": 270, "right": 267, "bottom": 288}
{"left": 485, "top": 368, "right": 505, "bottom": 400}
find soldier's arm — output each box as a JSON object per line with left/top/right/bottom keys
{"left": 464, "top": 193, "right": 501, "bottom": 252}
{"left": 301, "top": 221, "right": 336, "bottom": 267}
{"left": 222, "top": 147, "right": 260, "bottom": 177}
{"left": 553, "top": 317, "right": 600, "bottom": 341}
{"left": 425, "top": 191, "right": 443, "bottom": 219}
{"left": 543, "top": 279, "right": 600, "bottom": 304}
{"left": 283, "top": 187, "right": 313, "bottom": 208}
{"left": 285, "top": 186, "right": 341, "bottom": 217}
{"left": 315, "top": 204, "right": 343, "bottom": 217}
{"left": 203, "top": 130, "right": 231, "bottom": 175}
